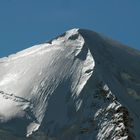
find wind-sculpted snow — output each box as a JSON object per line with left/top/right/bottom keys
{"left": 0, "top": 28, "right": 140, "bottom": 140}
{"left": 0, "top": 29, "right": 95, "bottom": 138}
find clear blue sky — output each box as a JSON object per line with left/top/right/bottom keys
{"left": 0, "top": 0, "right": 140, "bottom": 57}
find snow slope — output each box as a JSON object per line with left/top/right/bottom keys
{"left": 0, "top": 28, "right": 140, "bottom": 140}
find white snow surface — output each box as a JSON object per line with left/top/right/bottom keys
{"left": 0, "top": 28, "right": 140, "bottom": 140}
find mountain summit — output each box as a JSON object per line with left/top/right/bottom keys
{"left": 0, "top": 29, "right": 140, "bottom": 140}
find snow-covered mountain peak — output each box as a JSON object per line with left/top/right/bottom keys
{"left": 0, "top": 29, "right": 140, "bottom": 140}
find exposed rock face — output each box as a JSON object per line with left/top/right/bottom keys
{"left": 0, "top": 29, "right": 140, "bottom": 140}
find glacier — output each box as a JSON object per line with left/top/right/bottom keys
{"left": 0, "top": 28, "right": 140, "bottom": 140}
